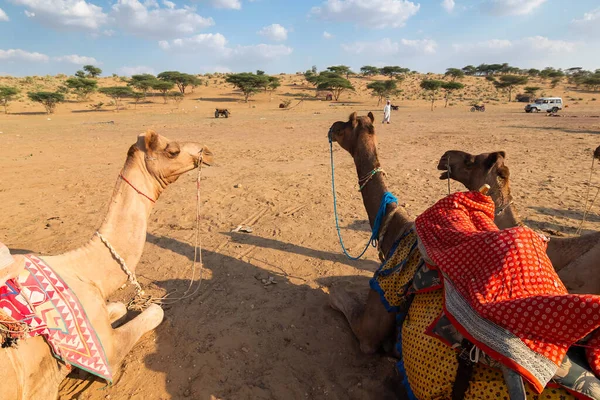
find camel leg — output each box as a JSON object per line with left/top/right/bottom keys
{"left": 330, "top": 287, "right": 395, "bottom": 354}
{"left": 107, "top": 302, "right": 127, "bottom": 324}
{"left": 108, "top": 304, "right": 164, "bottom": 367}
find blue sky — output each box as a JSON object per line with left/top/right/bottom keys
{"left": 0, "top": 0, "right": 599, "bottom": 77}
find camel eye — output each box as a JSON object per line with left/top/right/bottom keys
{"left": 166, "top": 146, "right": 180, "bottom": 158}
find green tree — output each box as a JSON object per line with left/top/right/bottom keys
{"left": 445, "top": 68, "right": 465, "bottom": 81}
{"left": 0, "top": 86, "right": 19, "bottom": 114}
{"left": 256, "top": 70, "right": 265, "bottom": 75}
{"left": 225, "top": 72, "right": 270, "bottom": 102}
{"left": 27, "top": 91, "right": 65, "bottom": 114}
{"left": 360, "top": 65, "right": 380, "bottom": 76}
{"left": 131, "top": 92, "right": 145, "bottom": 109}
{"left": 65, "top": 77, "right": 98, "bottom": 101}
{"left": 316, "top": 74, "right": 354, "bottom": 101}
{"left": 527, "top": 69, "right": 540, "bottom": 77}
{"left": 83, "top": 65, "right": 102, "bottom": 78}
{"left": 157, "top": 71, "right": 198, "bottom": 94}
{"left": 380, "top": 66, "right": 409, "bottom": 78}
{"left": 74, "top": 70, "right": 86, "bottom": 78}
{"left": 99, "top": 86, "right": 134, "bottom": 111}
{"left": 524, "top": 86, "right": 541, "bottom": 99}
{"left": 128, "top": 74, "right": 158, "bottom": 99}
{"left": 327, "top": 65, "right": 355, "bottom": 79}
{"left": 583, "top": 76, "right": 600, "bottom": 91}
{"left": 367, "top": 80, "right": 400, "bottom": 105}
{"left": 420, "top": 79, "right": 444, "bottom": 111}
{"left": 441, "top": 81, "right": 465, "bottom": 107}
{"left": 152, "top": 81, "right": 175, "bottom": 104}
{"left": 493, "top": 75, "right": 528, "bottom": 101}
{"left": 267, "top": 76, "right": 281, "bottom": 93}
{"left": 462, "top": 65, "right": 476, "bottom": 76}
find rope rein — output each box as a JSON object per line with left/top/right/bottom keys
{"left": 98, "top": 150, "right": 206, "bottom": 310}
{"left": 329, "top": 135, "right": 397, "bottom": 260}
{"left": 119, "top": 174, "right": 156, "bottom": 203}
{"left": 577, "top": 155, "right": 597, "bottom": 234}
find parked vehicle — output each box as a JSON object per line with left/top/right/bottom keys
{"left": 470, "top": 105, "right": 485, "bottom": 112}
{"left": 524, "top": 97, "right": 563, "bottom": 113}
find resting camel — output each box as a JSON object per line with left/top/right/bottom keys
{"left": 328, "top": 112, "right": 594, "bottom": 399}
{"left": 1, "top": 130, "right": 213, "bottom": 400}
{"left": 438, "top": 149, "right": 600, "bottom": 294}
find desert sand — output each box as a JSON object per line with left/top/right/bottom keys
{"left": 1, "top": 74, "right": 599, "bottom": 399}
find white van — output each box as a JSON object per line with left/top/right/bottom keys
{"left": 524, "top": 97, "right": 563, "bottom": 113}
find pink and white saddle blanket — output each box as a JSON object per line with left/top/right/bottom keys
{"left": 0, "top": 254, "right": 112, "bottom": 381}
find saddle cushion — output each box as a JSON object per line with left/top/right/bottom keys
{"left": 0, "top": 255, "right": 112, "bottom": 381}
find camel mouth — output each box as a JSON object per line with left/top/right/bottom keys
{"left": 439, "top": 171, "right": 449, "bottom": 180}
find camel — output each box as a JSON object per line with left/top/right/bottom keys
{"left": 437, "top": 149, "right": 600, "bottom": 294}
{"left": 327, "top": 112, "right": 588, "bottom": 399}
{"left": 0, "top": 130, "right": 213, "bottom": 400}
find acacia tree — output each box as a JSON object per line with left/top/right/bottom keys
{"left": 0, "top": 86, "right": 19, "bottom": 114}
{"left": 151, "top": 81, "right": 175, "bottom": 103}
{"left": 128, "top": 74, "right": 158, "bottom": 99}
{"left": 267, "top": 76, "right": 281, "bottom": 93}
{"left": 28, "top": 91, "right": 65, "bottom": 114}
{"left": 444, "top": 68, "right": 465, "bottom": 81}
{"left": 441, "top": 81, "right": 465, "bottom": 107}
{"left": 83, "top": 65, "right": 102, "bottom": 78}
{"left": 462, "top": 65, "right": 476, "bottom": 76}
{"left": 380, "top": 66, "right": 409, "bottom": 79}
{"left": 493, "top": 75, "right": 528, "bottom": 101}
{"left": 65, "top": 77, "right": 98, "bottom": 101}
{"left": 99, "top": 86, "right": 134, "bottom": 112}
{"left": 316, "top": 74, "right": 354, "bottom": 101}
{"left": 327, "top": 65, "right": 355, "bottom": 79}
{"left": 225, "top": 72, "right": 269, "bottom": 102}
{"left": 420, "top": 79, "right": 444, "bottom": 111}
{"left": 524, "top": 86, "right": 541, "bottom": 99}
{"left": 367, "top": 80, "right": 400, "bottom": 105}
{"left": 157, "top": 71, "right": 199, "bottom": 94}
{"left": 360, "top": 65, "right": 380, "bottom": 76}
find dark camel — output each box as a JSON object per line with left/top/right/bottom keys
{"left": 438, "top": 150, "right": 600, "bottom": 295}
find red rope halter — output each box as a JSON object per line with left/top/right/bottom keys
{"left": 119, "top": 174, "right": 156, "bottom": 203}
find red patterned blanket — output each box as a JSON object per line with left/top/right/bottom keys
{"left": 415, "top": 191, "right": 600, "bottom": 393}
{"left": 0, "top": 255, "right": 112, "bottom": 381}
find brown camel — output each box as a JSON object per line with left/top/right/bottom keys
{"left": 438, "top": 150, "right": 600, "bottom": 294}
{"left": 328, "top": 112, "right": 588, "bottom": 398}
{"left": 1, "top": 130, "right": 213, "bottom": 400}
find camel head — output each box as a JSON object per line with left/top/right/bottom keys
{"left": 130, "top": 130, "right": 214, "bottom": 187}
{"left": 437, "top": 150, "right": 511, "bottom": 206}
{"left": 594, "top": 145, "right": 600, "bottom": 160}
{"left": 328, "top": 112, "right": 377, "bottom": 157}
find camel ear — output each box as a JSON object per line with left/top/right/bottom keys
{"left": 498, "top": 165, "right": 510, "bottom": 180}
{"left": 144, "top": 130, "right": 160, "bottom": 151}
{"left": 367, "top": 112, "right": 375, "bottom": 123}
{"left": 484, "top": 151, "right": 506, "bottom": 170}
{"left": 349, "top": 111, "right": 358, "bottom": 127}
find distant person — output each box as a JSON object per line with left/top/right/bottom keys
{"left": 382, "top": 100, "right": 391, "bottom": 124}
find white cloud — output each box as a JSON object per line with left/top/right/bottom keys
{"left": 54, "top": 54, "right": 98, "bottom": 64}
{"left": 323, "top": 31, "right": 333, "bottom": 39}
{"left": 111, "top": 0, "right": 214, "bottom": 39}
{"left": 159, "top": 33, "right": 293, "bottom": 63}
{"left": 24, "top": 10, "right": 35, "bottom": 17}
{"left": 257, "top": 23, "right": 288, "bottom": 42}
{"left": 481, "top": 0, "right": 547, "bottom": 16}
{"left": 9, "top": 0, "right": 108, "bottom": 30}
{"left": 311, "top": 0, "right": 420, "bottom": 29}
{"left": 441, "top": 0, "right": 455, "bottom": 12}
{"left": 0, "top": 8, "right": 9, "bottom": 21}
{"left": 117, "top": 65, "right": 157, "bottom": 76}
{"left": 453, "top": 36, "right": 576, "bottom": 55}
{"left": 0, "top": 49, "right": 49, "bottom": 62}
{"left": 342, "top": 38, "right": 437, "bottom": 56}
{"left": 209, "top": 0, "right": 242, "bottom": 10}
{"left": 571, "top": 7, "right": 600, "bottom": 34}
{"left": 162, "top": 0, "right": 175, "bottom": 9}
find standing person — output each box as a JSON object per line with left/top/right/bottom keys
{"left": 382, "top": 100, "right": 391, "bottom": 124}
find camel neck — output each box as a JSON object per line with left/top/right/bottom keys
{"left": 49, "top": 155, "right": 160, "bottom": 299}
{"left": 352, "top": 140, "right": 411, "bottom": 259}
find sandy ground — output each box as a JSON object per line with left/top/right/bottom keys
{"left": 1, "top": 75, "right": 600, "bottom": 399}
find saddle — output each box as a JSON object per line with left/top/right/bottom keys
{"left": 372, "top": 192, "right": 600, "bottom": 399}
